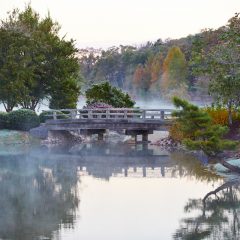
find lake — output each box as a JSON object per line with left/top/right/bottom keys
{"left": 0, "top": 141, "right": 239, "bottom": 240}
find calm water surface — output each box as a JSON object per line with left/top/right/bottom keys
{"left": 0, "top": 142, "right": 239, "bottom": 240}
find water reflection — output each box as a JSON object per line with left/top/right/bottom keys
{"left": 0, "top": 154, "right": 80, "bottom": 240}
{"left": 174, "top": 179, "right": 240, "bottom": 240}
{"left": 0, "top": 142, "right": 234, "bottom": 240}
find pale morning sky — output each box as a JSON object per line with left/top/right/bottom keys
{"left": 0, "top": 0, "right": 239, "bottom": 48}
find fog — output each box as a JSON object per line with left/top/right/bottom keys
{"left": 0, "top": 137, "right": 232, "bottom": 240}
{"left": 0, "top": 95, "right": 212, "bottom": 114}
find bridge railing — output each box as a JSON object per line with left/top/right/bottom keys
{"left": 44, "top": 108, "right": 174, "bottom": 121}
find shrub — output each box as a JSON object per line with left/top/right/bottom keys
{"left": 8, "top": 109, "right": 40, "bottom": 131}
{"left": 204, "top": 106, "right": 239, "bottom": 126}
{"left": 169, "top": 121, "right": 185, "bottom": 142}
{"left": 39, "top": 110, "right": 69, "bottom": 123}
{"left": 0, "top": 112, "right": 9, "bottom": 129}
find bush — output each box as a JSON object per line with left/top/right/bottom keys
{"left": 204, "top": 106, "right": 239, "bottom": 126}
{"left": 39, "top": 110, "right": 69, "bottom": 123}
{"left": 0, "top": 112, "right": 9, "bottom": 129}
{"left": 8, "top": 109, "right": 40, "bottom": 131}
{"left": 169, "top": 121, "right": 185, "bottom": 142}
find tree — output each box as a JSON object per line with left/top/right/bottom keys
{"left": 208, "top": 14, "right": 240, "bottom": 125}
{"left": 133, "top": 53, "right": 163, "bottom": 96}
{"left": 190, "top": 13, "right": 240, "bottom": 125}
{"left": 49, "top": 77, "right": 81, "bottom": 109}
{"left": 174, "top": 179, "right": 240, "bottom": 240}
{"left": 172, "top": 97, "right": 236, "bottom": 156}
{"left": 85, "top": 82, "right": 135, "bottom": 108}
{"left": 0, "top": 21, "right": 29, "bottom": 111}
{"left": 162, "top": 46, "right": 188, "bottom": 92}
{"left": 0, "top": 5, "right": 81, "bottom": 111}
{"left": 133, "top": 64, "right": 149, "bottom": 95}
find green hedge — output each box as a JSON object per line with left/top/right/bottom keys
{"left": 0, "top": 112, "right": 9, "bottom": 129}
{"left": 8, "top": 109, "right": 40, "bottom": 131}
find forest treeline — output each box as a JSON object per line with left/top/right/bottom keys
{"left": 0, "top": 4, "right": 239, "bottom": 113}
{"left": 79, "top": 13, "right": 239, "bottom": 102}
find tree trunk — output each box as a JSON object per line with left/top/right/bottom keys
{"left": 3, "top": 102, "right": 14, "bottom": 112}
{"left": 203, "top": 179, "right": 239, "bottom": 203}
{"left": 227, "top": 101, "right": 233, "bottom": 126}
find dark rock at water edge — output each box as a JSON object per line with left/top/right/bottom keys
{"left": 30, "top": 124, "right": 49, "bottom": 139}
{"left": 151, "top": 137, "right": 181, "bottom": 151}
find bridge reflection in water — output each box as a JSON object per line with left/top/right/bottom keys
{"left": 36, "top": 142, "right": 176, "bottom": 180}
{"left": 0, "top": 142, "right": 224, "bottom": 240}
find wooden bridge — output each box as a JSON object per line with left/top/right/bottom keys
{"left": 34, "top": 108, "right": 174, "bottom": 142}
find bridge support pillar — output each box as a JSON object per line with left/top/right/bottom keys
{"left": 125, "top": 130, "right": 153, "bottom": 144}
{"left": 142, "top": 133, "right": 148, "bottom": 143}
{"left": 80, "top": 129, "right": 106, "bottom": 141}
{"left": 98, "top": 132, "right": 104, "bottom": 141}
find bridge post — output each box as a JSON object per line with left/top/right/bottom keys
{"left": 53, "top": 111, "right": 57, "bottom": 120}
{"left": 89, "top": 110, "right": 93, "bottom": 119}
{"left": 124, "top": 110, "right": 127, "bottom": 119}
{"left": 160, "top": 110, "right": 165, "bottom": 120}
{"left": 70, "top": 110, "right": 76, "bottom": 119}
{"left": 106, "top": 109, "right": 110, "bottom": 119}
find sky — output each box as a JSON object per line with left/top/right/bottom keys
{"left": 0, "top": 0, "right": 240, "bottom": 49}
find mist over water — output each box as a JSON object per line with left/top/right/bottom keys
{"left": 0, "top": 140, "right": 238, "bottom": 240}
{"left": 0, "top": 93, "right": 234, "bottom": 240}
{"left": 0, "top": 95, "right": 211, "bottom": 112}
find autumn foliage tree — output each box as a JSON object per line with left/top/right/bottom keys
{"left": 161, "top": 46, "right": 188, "bottom": 94}
{"left": 133, "top": 53, "right": 163, "bottom": 96}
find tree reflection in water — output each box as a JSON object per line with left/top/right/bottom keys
{"left": 170, "top": 151, "right": 221, "bottom": 182}
{"left": 0, "top": 154, "right": 80, "bottom": 240}
{"left": 0, "top": 143, "right": 232, "bottom": 240}
{"left": 174, "top": 178, "right": 240, "bottom": 240}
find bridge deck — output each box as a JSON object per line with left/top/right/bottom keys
{"left": 44, "top": 108, "right": 174, "bottom": 131}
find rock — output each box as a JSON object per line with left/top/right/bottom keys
{"left": 105, "top": 131, "right": 129, "bottom": 143}
{"left": 214, "top": 159, "right": 240, "bottom": 173}
{"left": 151, "top": 136, "right": 180, "bottom": 150}
{"left": 41, "top": 130, "right": 82, "bottom": 145}
{"left": 30, "top": 124, "right": 48, "bottom": 139}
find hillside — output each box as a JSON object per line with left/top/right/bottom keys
{"left": 78, "top": 25, "right": 224, "bottom": 102}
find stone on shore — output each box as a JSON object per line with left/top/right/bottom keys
{"left": 30, "top": 124, "right": 49, "bottom": 139}
{"left": 151, "top": 136, "right": 180, "bottom": 150}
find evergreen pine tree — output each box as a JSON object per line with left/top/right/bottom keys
{"left": 172, "top": 97, "right": 236, "bottom": 156}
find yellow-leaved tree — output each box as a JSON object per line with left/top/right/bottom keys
{"left": 161, "top": 46, "right": 188, "bottom": 99}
